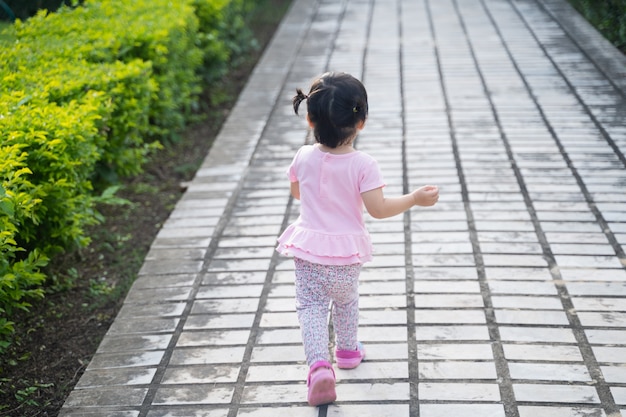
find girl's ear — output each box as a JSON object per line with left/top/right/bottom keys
{"left": 357, "top": 119, "right": 366, "bottom": 130}
{"left": 306, "top": 113, "right": 315, "bottom": 128}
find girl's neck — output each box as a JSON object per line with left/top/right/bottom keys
{"left": 317, "top": 142, "right": 355, "bottom": 155}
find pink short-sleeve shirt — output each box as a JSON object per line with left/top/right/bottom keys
{"left": 276, "top": 145, "right": 385, "bottom": 265}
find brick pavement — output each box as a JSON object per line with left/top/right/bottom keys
{"left": 59, "top": 0, "right": 626, "bottom": 416}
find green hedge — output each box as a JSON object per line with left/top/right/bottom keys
{"left": 0, "top": 0, "right": 255, "bottom": 354}
{"left": 568, "top": 0, "right": 626, "bottom": 50}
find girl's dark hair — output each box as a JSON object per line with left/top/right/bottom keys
{"left": 292, "top": 72, "right": 368, "bottom": 148}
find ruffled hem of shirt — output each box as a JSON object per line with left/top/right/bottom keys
{"left": 276, "top": 227, "right": 373, "bottom": 265}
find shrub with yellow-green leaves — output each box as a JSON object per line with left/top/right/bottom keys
{"left": 0, "top": 0, "right": 258, "bottom": 354}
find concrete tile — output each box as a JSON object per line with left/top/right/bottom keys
{"left": 492, "top": 296, "right": 563, "bottom": 310}
{"left": 75, "top": 367, "right": 156, "bottom": 388}
{"left": 184, "top": 313, "right": 255, "bottom": 330}
{"left": 414, "top": 254, "right": 476, "bottom": 267}
{"left": 503, "top": 344, "right": 583, "bottom": 362}
{"left": 146, "top": 409, "right": 228, "bottom": 417}
{"left": 415, "top": 325, "right": 490, "bottom": 341}
{"left": 555, "top": 255, "right": 623, "bottom": 268}
{"left": 217, "top": 236, "right": 279, "bottom": 248}
{"left": 63, "top": 387, "right": 148, "bottom": 407}
{"left": 361, "top": 280, "right": 406, "bottom": 294}
{"left": 572, "top": 297, "right": 626, "bottom": 311}
{"left": 59, "top": 411, "right": 140, "bottom": 417}
{"left": 202, "top": 272, "right": 267, "bottom": 285}
{"left": 509, "top": 363, "right": 592, "bottom": 382}
{"left": 359, "top": 309, "right": 407, "bottom": 325}
{"left": 207, "top": 258, "right": 272, "bottom": 272}
{"left": 133, "top": 274, "right": 197, "bottom": 289}
{"left": 237, "top": 407, "right": 316, "bottom": 417}
{"left": 267, "top": 285, "right": 295, "bottom": 298}
{"left": 97, "top": 334, "right": 172, "bottom": 353}
{"left": 578, "top": 312, "right": 626, "bottom": 327}
{"left": 87, "top": 351, "right": 164, "bottom": 370}
{"left": 593, "top": 347, "right": 626, "bottom": 363}
{"left": 360, "top": 294, "right": 406, "bottom": 308}
{"left": 418, "top": 382, "right": 501, "bottom": 401}
{"left": 117, "top": 302, "right": 186, "bottom": 319}
{"left": 169, "top": 347, "right": 246, "bottom": 365}
{"left": 152, "top": 385, "right": 234, "bottom": 405}
{"left": 259, "top": 312, "right": 298, "bottom": 327}
{"left": 367, "top": 255, "right": 406, "bottom": 268}
{"left": 263, "top": 298, "right": 295, "bottom": 312}
{"left": 601, "top": 366, "right": 626, "bottom": 383}
{"left": 481, "top": 242, "right": 543, "bottom": 254}
{"left": 241, "top": 384, "right": 305, "bottom": 404}
{"left": 155, "top": 227, "right": 215, "bottom": 240}
{"left": 612, "top": 387, "right": 626, "bottom": 405}
{"left": 161, "top": 365, "right": 240, "bottom": 384}
{"left": 271, "top": 269, "right": 296, "bottom": 283}
{"left": 586, "top": 329, "right": 626, "bottom": 345}
{"left": 414, "top": 294, "right": 485, "bottom": 308}
{"left": 196, "top": 285, "right": 264, "bottom": 299}
{"left": 499, "top": 326, "right": 576, "bottom": 343}
{"left": 415, "top": 309, "right": 486, "bottom": 324}
{"left": 327, "top": 404, "right": 409, "bottom": 417}
{"left": 419, "top": 361, "right": 497, "bottom": 380}
{"left": 125, "top": 287, "right": 192, "bottom": 303}
{"left": 250, "top": 346, "right": 305, "bottom": 363}
{"left": 514, "top": 384, "right": 600, "bottom": 403}
{"left": 359, "top": 326, "right": 407, "bottom": 342}
{"left": 177, "top": 330, "right": 251, "bottom": 346}
{"left": 417, "top": 343, "right": 494, "bottom": 360}
{"left": 246, "top": 364, "right": 308, "bottom": 382}
{"left": 257, "top": 328, "right": 306, "bottom": 345}
{"left": 356, "top": 343, "right": 408, "bottom": 361}
{"left": 139, "top": 260, "right": 204, "bottom": 275}
{"left": 551, "top": 243, "right": 616, "bottom": 256}
{"left": 545, "top": 232, "right": 609, "bottom": 244}
{"left": 414, "top": 280, "right": 480, "bottom": 293}
{"left": 495, "top": 309, "right": 569, "bottom": 325}
{"left": 518, "top": 406, "right": 606, "bottom": 417}
{"left": 412, "top": 266, "right": 477, "bottom": 280}
{"left": 478, "top": 231, "right": 539, "bottom": 244}
{"left": 561, "top": 268, "right": 626, "bottom": 281}
{"left": 483, "top": 254, "right": 548, "bottom": 267}
{"left": 566, "top": 282, "right": 626, "bottom": 296}
{"left": 335, "top": 383, "right": 410, "bottom": 401}
{"left": 335, "top": 361, "right": 408, "bottom": 381}
{"left": 191, "top": 299, "right": 260, "bottom": 314}
{"left": 145, "top": 247, "right": 208, "bottom": 260}
{"left": 419, "top": 404, "right": 505, "bottom": 417}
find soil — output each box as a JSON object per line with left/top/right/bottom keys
{"left": 0, "top": 2, "right": 291, "bottom": 416}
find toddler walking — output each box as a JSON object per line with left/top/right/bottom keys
{"left": 276, "top": 72, "right": 439, "bottom": 406}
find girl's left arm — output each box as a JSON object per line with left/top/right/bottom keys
{"left": 290, "top": 181, "right": 300, "bottom": 200}
{"left": 362, "top": 185, "right": 438, "bottom": 219}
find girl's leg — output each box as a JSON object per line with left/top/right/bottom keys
{"left": 294, "top": 258, "right": 331, "bottom": 366}
{"left": 329, "top": 263, "right": 361, "bottom": 351}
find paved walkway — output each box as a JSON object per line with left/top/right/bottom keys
{"left": 59, "top": 0, "right": 626, "bottom": 416}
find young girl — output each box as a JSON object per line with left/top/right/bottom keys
{"left": 276, "top": 72, "right": 439, "bottom": 407}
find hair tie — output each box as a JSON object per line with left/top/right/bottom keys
{"left": 292, "top": 88, "right": 309, "bottom": 115}
{"left": 352, "top": 106, "right": 359, "bottom": 113}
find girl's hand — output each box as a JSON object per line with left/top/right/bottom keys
{"left": 412, "top": 185, "right": 439, "bottom": 206}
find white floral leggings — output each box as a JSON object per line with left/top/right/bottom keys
{"left": 294, "top": 258, "right": 361, "bottom": 366}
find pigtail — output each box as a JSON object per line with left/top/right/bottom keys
{"left": 292, "top": 88, "right": 308, "bottom": 115}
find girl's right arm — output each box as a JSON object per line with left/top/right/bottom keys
{"left": 362, "top": 185, "right": 438, "bottom": 219}
{"left": 291, "top": 181, "right": 300, "bottom": 200}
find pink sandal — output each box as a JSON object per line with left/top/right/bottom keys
{"left": 307, "top": 360, "right": 336, "bottom": 406}
{"left": 336, "top": 342, "right": 366, "bottom": 369}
